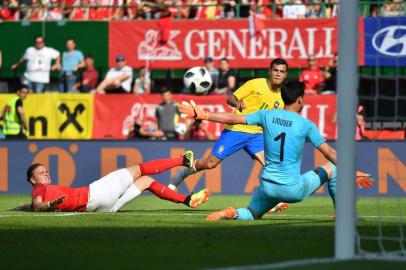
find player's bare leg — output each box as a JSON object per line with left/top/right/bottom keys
{"left": 168, "top": 154, "right": 221, "bottom": 190}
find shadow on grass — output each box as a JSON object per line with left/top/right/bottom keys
{"left": 0, "top": 222, "right": 401, "bottom": 270}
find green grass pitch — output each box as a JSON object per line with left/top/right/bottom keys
{"left": 0, "top": 195, "right": 405, "bottom": 270}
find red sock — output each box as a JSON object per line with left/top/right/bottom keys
{"left": 139, "top": 157, "right": 183, "bottom": 176}
{"left": 148, "top": 181, "right": 187, "bottom": 204}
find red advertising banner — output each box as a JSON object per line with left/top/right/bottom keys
{"left": 109, "top": 19, "right": 364, "bottom": 69}
{"left": 93, "top": 94, "right": 337, "bottom": 140}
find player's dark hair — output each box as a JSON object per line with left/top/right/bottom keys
{"left": 220, "top": 57, "right": 229, "bottom": 63}
{"left": 270, "top": 58, "right": 288, "bottom": 70}
{"left": 26, "top": 163, "right": 43, "bottom": 184}
{"left": 66, "top": 37, "right": 75, "bottom": 43}
{"left": 281, "top": 81, "right": 305, "bottom": 105}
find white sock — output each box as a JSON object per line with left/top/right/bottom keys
{"left": 110, "top": 184, "right": 141, "bottom": 212}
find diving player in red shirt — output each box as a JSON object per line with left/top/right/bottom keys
{"left": 11, "top": 151, "right": 211, "bottom": 212}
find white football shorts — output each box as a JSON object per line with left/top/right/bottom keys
{"left": 86, "top": 168, "right": 134, "bottom": 212}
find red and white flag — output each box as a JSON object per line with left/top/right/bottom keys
{"left": 248, "top": 13, "right": 265, "bottom": 38}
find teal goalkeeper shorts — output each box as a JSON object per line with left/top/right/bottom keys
{"left": 247, "top": 169, "right": 326, "bottom": 217}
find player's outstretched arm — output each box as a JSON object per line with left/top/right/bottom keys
{"left": 317, "top": 142, "right": 337, "bottom": 165}
{"left": 318, "top": 143, "right": 374, "bottom": 189}
{"left": 31, "top": 195, "right": 67, "bottom": 212}
{"left": 180, "top": 100, "right": 247, "bottom": 124}
{"left": 9, "top": 204, "right": 33, "bottom": 212}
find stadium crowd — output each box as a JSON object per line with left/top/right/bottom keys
{"left": 0, "top": 0, "right": 403, "bottom": 22}
{"left": 6, "top": 35, "right": 338, "bottom": 95}
{"left": 0, "top": 0, "right": 338, "bottom": 21}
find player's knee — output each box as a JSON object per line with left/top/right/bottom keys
{"left": 126, "top": 165, "right": 142, "bottom": 179}
{"left": 321, "top": 162, "right": 336, "bottom": 180}
{"left": 134, "top": 176, "right": 154, "bottom": 191}
{"left": 205, "top": 157, "right": 221, "bottom": 169}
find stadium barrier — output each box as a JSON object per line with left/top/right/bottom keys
{"left": 0, "top": 93, "right": 337, "bottom": 140}
{"left": 0, "top": 140, "right": 405, "bottom": 196}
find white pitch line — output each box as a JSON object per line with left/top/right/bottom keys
{"left": 204, "top": 257, "right": 339, "bottom": 270}
{"left": 0, "top": 212, "right": 405, "bottom": 220}
{"left": 0, "top": 213, "right": 84, "bottom": 218}
{"left": 204, "top": 256, "right": 406, "bottom": 270}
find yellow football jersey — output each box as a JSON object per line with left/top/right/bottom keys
{"left": 224, "top": 78, "right": 284, "bottom": 134}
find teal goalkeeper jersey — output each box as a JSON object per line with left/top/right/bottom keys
{"left": 245, "top": 109, "right": 326, "bottom": 185}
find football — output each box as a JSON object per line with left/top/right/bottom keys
{"left": 183, "top": 67, "right": 213, "bottom": 95}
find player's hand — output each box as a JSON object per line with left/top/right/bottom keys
{"left": 355, "top": 171, "right": 375, "bottom": 189}
{"left": 49, "top": 195, "right": 67, "bottom": 208}
{"left": 179, "top": 100, "right": 208, "bottom": 120}
{"left": 236, "top": 100, "right": 246, "bottom": 112}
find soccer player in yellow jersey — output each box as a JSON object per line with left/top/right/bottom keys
{"left": 169, "top": 58, "right": 288, "bottom": 193}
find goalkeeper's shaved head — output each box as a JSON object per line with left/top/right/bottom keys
{"left": 281, "top": 81, "right": 305, "bottom": 105}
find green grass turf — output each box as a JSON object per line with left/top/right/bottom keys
{"left": 0, "top": 195, "right": 405, "bottom": 270}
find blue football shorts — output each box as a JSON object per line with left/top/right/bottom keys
{"left": 211, "top": 129, "right": 264, "bottom": 160}
{"left": 247, "top": 170, "right": 326, "bottom": 217}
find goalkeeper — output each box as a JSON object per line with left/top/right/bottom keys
{"left": 179, "top": 81, "right": 374, "bottom": 221}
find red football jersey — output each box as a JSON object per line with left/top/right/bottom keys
{"left": 299, "top": 69, "right": 325, "bottom": 93}
{"left": 32, "top": 184, "right": 89, "bottom": 212}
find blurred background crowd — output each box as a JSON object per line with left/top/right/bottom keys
{"left": 0, "top": 0, "right": 403, "bottom": 22}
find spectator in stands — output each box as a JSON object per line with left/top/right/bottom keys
{"left": 221, "top": 0, "right": 236, "bottom": 18}
{"left": 0, "top": 0, "right": 19, "bottom": 20}
{"left": 167, "top": 0, "right": 189, "bottom": 19}
{"left": 72, "top": 54, "right": 99, "bottom": 92}
{"left": 70, "top": 0, "right": 91, "bottom": 20}
{"left": 43, "top": 0, "right": 63, "bottom": 21}
{"left": 59, "top": 37, "right": 85, "bottom": 93}
{"left": 299, "top": 54, "right": 325, "bottom": 95}
{"left": 254, "top": 0, "right": 275, "bottom": 19}
{"left": 124, "top": 0, "right": 139, "bottom": 20}
{"left": 89, "top": 0, "right": 112, "bottom": 20}
{"left": 155, "top": 89, "right": 179, "bottom": 139}
{"left": 323, "top": 54, "right": 337, "bottom": 93}
{"left": 306, "top": 0, "right": 323, "bottom": 18}
{"left": 214, "top": 57, "right": 236, "bottom": 94}
{"left": 185, "top": 119, "right": 214, "bottom": 140}
{"left": 204, "top": 56, "right": 219, "bottom": 92}
{"left": 283, "top": 0, "right": 306, "bottom": 19}
{"left": 27, "top": 0, "right": 43, "bottom": 21}
{"left": 95, "top": 54, "right": 133, "bottom": 94}
{"left": 133, "top": 66, "right": 151, "bottom": 94}
{"left": 195, "top": 0, "right": 222, "bottom": 19}
{"left": 128, "top": 118, "right": 165, "bottom": 140}
{"left": 11, "top": 35, "right": 60, "bottom": 93}
{"left": 381, "top": 0, "right": 404, "bottom": 17}
{"left": 1, "top": 84, "right": 29, "bottom": 140}
{"left": 356, "top": 105, "right": 366, "bottom": 141}
{"left": 324, "top": 0, "right": 338, "bottom": 18}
